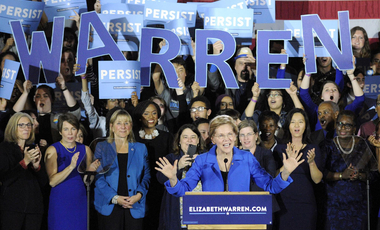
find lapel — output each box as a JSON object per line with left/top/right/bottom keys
{"left": 205, "top": 146, "right": 223, "bottom": 183}
{"left": 127, "top": 142, "right": 135, "bottom": 170}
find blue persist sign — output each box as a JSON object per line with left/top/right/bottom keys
{"left": 363, "top": 75, "right": 380, "bottom": 100}
{"left": 197, "top": 0, "right": 247, "bottom": 19}
{"left": 183, "top": 192, "right": 272, "bottom": 225}
{"left": 101, "top": 3, "right": 144, "bottom": 15}
{"left": 0, "top": 0, "right": 44, "bottom": 35}
{"left": 44, "top": 0, "right": 87, "bottom": 22}
{"left": 246, "top": 0, "right": 276, "bottom": 24}
{"left": 98, "top": 60, "right": 141, "bottom": 99}
{"left": 144, "top": 2, "right": 197, "bottom": 27}
{"left": 0, "top": 59, "right": 20, "bottom": 100}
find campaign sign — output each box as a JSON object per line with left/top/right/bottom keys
{"left": 44, "top": 0, "right": 87, "bottom": 22}
{"left": 125, "top": 0, "right": 176, "bottom": 5}
{"left": 0, "top": 0, "right": 45, "bottom": 34}
{"left": 284, "top": 20, "right": 338, "bottom": 57}
{"left": 0, "top": 59, "right": 20, "bottom": 100}
{"left": 203, "top": 8, "right": 253, "bottom": 45}
{"left": 164, "top": 18, "right": 191, "bottom": 56}
{"left": 246, "top": 0, "right": 275, "bottom": 24}
{"left": 92, "top": 14, "right": 143, "bottom": 51}
{"left": 183, "top": 192, "right": 272, "bottom": 225}
{"left": 101, "top": 3, "right": 144, "bottom": 15}
{"left": 363, "top": 75, "right": 380, "bottom": 100}
{"left": 98, "top": 61, "right": 141, "bottom": 99}
{"left": 101, "top": 0, "right": 125, "bottom": 4}
{"left": 197, "top": 0, "right": 247, "bottom": 19}
{"left": 144, "top": 2, "right": 197, "bottom": 27}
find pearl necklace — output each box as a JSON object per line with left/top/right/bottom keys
{"left": 139, "top": 129, "right": 159, "bottom": 140}
{"left": 335, "top": 136, "right": 355, "bottom": 155}
{"left": 61, "top": 141, "right": 77, "bottom": 153}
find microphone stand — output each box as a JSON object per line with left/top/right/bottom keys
{"left": 84, "top": 171, "right": 97, "bottom": 230}
{"left": 224, "top": 158, "right": 229, "bottom": 192}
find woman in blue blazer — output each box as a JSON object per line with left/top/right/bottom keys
{"left": 156, "top": 115, "right": 304, "bottom": 197}
{"left": 94, "top": 109, "right": 150, "bottom": 230}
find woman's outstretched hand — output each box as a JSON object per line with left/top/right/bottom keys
{"left": 281, "top": 143, "right": 305, "bottom": 181}
{"left": 155, "top": 157, "right": 178, "bottom": 187}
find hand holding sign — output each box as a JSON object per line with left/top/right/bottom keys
{"left": 131, "top": 91, "right": 138, "bottom": 107}
{"left": 251, "top": 82, "right": 260, "bottom": 99}
{"left": 285, "top": 81, "right": 297, "bottom": 97}
{"left": 213, "top": 40, "right": 223, "bottom": 54}
{"left": 70, "top": 10, "right": 81, "bottom": 30}
{"left": 23, "top": 80, "right": 33, "bottom": 95}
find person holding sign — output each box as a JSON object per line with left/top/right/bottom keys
{"left": 300, "top": 56, "right": 364, "bottom": 131}
{"left": 155, "top": 115, "right": 304, "bottom": 197}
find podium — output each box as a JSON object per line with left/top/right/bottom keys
{"left": 183, "top": 191, "right": 272, "bottom": 229}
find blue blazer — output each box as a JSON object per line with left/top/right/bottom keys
{"left": 94, "top": 141, "right": 150, "bottom": 218}
{"left": 166, "top": 146, "right": 292, "bottom": 197}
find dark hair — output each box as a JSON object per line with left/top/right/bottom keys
{"left": 57, "top": 113, "right": 80, "bottom": 133}
{"left": 282, "top": 108, "right": 311, "bottom": 144}
{"left": 217, "top": 109, "right": 241, "bottom": 121}
{"left": 189, "top": 96, "right": 211, "bottom": 110}
{"left": 0, "top": 51, "right": 19, "bottom": 65}
{"left": 64, "top": 27, "right": 78, "bottom": 51}
{"left": 258, "top": 111, "right": 280, "bottom": 128}
{"left": 21, "top": 109, "right": 38, "bottom": 118}
{"left": 193, "top": 118, "right": 209, "bottom": 127}
{"left": 35, "top": 84, "right": 55, "bottom": 103}
{"left": 337, "top": 110, "right": 356, "bottom": 126}
{"left": 62, "top": 46, "right": 76, "bottom": 57}
{"left": 132, "top": 100, "right": 161, "bottom": 130}
{"left": 256, "top": 89, "right": 294, "bottom": 113}
{"left": 172, "top": 124, "right": 205, "bottom": 155}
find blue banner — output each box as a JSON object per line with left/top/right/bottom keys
{"left": 183, "top": 193, "right": 272, "bottom": 225}
{"left": 101, "top": 3, "right": 144, "bottom": 15}
{"left": 0, "top": 59, "right": 20, "bottom": 100}
{"left": 203, "top": 8, "right": 254, "bottom": 44}
{"left": 197, "top": 0, "right": 247, "bottom": 19}
{"left": 44, "top": 0, "right": 87, "bottom": 22}
{"left": 98, "top": 61, "right": 141, "bottom": 99}
{"left": 246, "top": 0, "right": 275, "bottom": 24}
{"left": 164, "top": 18, "right": 191, "bottom": 56}
{"left": 144, "top": 2, "right": 197, "bottom": 27}
{"left": 284, "top": 20, "right": 338, "bottom": 58}
{"left": 363, "top": 76, "right": 380, "bottom": 100}
{"left": 0, "top": 0, "right": 45, "bottom": 34}
{"left": 92, "top": 13, "right": 143, "bottom": 51}
{"left": 126, "top": 0, "right": 177, "bottom": 5}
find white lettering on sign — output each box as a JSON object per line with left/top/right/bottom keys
{"left": 2, "top": 68, "right": 17, "bottom": 80}
{"left": 0, "top": 5, "right": 43, "bottom": 19}
{"left": 145, "top": 8, "right": 195, "bottom": 21}
{"left": 101, "top": 69, "right": 141, "bottom": 80}
{"left": 103, "top": 22, "right": 142, "bottom": 33}
{"left": 204, "top": 16, "right": 251, "bottom": 27}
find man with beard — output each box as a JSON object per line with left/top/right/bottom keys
{"left": 310, "top": 101, "right": 339, "bottom": 145}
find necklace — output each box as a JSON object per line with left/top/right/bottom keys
{"left": 61, "top": 141, "right": 77, "bottom": 153}
{"left": 139, "top": 129, "right": 159, "bottom": 140}
{"left": 335, "top": 136, "right": 355, "bottom": 154}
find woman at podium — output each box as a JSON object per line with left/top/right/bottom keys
{"left": 155, "top": 115, "right": 304, "bottom": 197}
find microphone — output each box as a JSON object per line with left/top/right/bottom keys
{"left": 224, "top": 158, "right": 229, "bottom": 192}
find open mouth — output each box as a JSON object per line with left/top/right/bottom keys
{"left": 330, "top": 96, "right": 334, "bottom": 101}
{"left": 39, "top": 103, "right": 45, "bottom": 108}
{"left": 320, "top": 119, "right": 327, "bottom": 126}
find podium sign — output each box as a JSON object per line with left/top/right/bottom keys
{"left": 183, "top": 192, "right": 272, "bottom": 227}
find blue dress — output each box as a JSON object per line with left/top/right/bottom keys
{"left": 274, "top": 144, "right": 322, "bottom": 230}
{"left": 48, "top": 142, "right": 87, "bottom": 230}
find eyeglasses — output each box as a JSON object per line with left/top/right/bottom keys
{"left": 220, "top": 102, "right": 234, "bottom": 108}
{"left": 214, "top": 132, "right": 236, "bottom": 140}
{"left": 17, "top": 123, "right": 33, "bottom": 129}
{"left": 190, "top": 106, "right": 207, "bottom": 113}
{"left": 336, "top": 122, "right": 354, "bottom": 130}
{"left": 239, "top": 132, "right": 255, "bottom": 138}
{"left": 267, "top": 93, "right": 282, "bottom": 98}
{"left": 373, "top": 59, "right": 380, "bottom": 64}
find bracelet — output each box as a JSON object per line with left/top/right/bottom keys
{"left": 280, "top": 66, "right": 285, "bottom": 70}
{"left": 339, "top": 172, "right": 343, "bottom": 180}
{"left": 61, "top": 87, "right": 68, "bottom": 91}
{"left": 81, "top": 76, "right": 86, "bottom": 80}
{"left": 251, "top": 98, "right": 257, "bottom": 103}
{"left": 112, "top": 195, "right": 119, "bottom": 204}
{"left": 305, "top": 73, "right": 311, "bottom": 77}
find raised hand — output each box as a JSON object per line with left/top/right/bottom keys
{"left": 368, "top": 135, "right": 380, "bottom": 148}
{"left": 251, "top": 82, "right": 260, "bottom": 98}
{"left": 131, "top": 91, "right": 138, "bottom": 107}
{"left": 281, "top": 143, "right": 305, "bottom": 180}
{"left": 191, "top": 81, "right": 201, "bottom": 97}
{"left": 56, "top": 73, "right": 66, "bottom": 90}
{"left": 155, "top": 157, "right": 178, "bottom": 187}
{"left": 23, "top": 80, "right": 33, "bottom": 94}
{"left": 306, "top": 148, "right": 316, "bottom": 164}
{"left": 178, "top": 154, "right": 192, "bottom": 170}
{"left": 213, "top": 40, "right": 223, "bottom": 55}
{"left": 69, "top": 152, "right": 80, "bottom": 170}
{"left": 346, "top": 56, "right": 356, "bottom": 76}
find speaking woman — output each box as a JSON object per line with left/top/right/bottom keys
{"left": 156, "top": 115, "right": 304, "bottom": 197}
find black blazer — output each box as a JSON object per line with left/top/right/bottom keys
{"left": 0, "top": 141, "right": 47, "bottom": 213}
